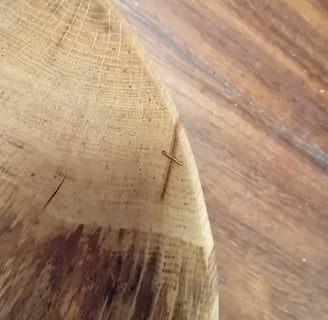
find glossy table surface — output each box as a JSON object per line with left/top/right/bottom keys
{"left": 115, "top": 0, "right": 328, "bottom": 319}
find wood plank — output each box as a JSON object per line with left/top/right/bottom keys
{"left": 115, "top": 0, "right": 328, "bottom": 319}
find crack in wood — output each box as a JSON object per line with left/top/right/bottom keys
{"left": 43, "top": 174, "right": 67, "bottom": 209}
{"left": 161, "top": 122, "right": 180, "bottom": 201}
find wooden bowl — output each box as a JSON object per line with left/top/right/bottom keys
{"left": 0, "top": 0, "right": 218, "bottom": 318}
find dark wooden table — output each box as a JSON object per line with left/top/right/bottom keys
{"left": 115, "top": 0, "right": 328, "bottom": 319}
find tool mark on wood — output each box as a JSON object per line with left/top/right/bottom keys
{"left": 43, "top": 174, "right": 67, "bottom": 209}
{"left": 161, "top": 123, "right": 181, "bottom": 200}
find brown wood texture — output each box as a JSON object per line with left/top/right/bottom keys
{"left": 114, "top": 0, "right": 328, "bottom": 319}
{"left": 0, "top": 0, "right": 218, "bottom": 319}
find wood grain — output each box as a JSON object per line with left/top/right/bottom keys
{"left": 114, "top": 0, "right": 328, "bottom": 319}
{"left": 0, "top": 0, "right": 218, "bottom": 319}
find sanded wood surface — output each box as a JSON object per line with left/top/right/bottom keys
{"left": 0, "top": 0, "right": 218, "bottom": 319}
{"left": 114, "top": 0, "right": 328, "bottom": 319}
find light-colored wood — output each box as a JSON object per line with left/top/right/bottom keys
{"left": 0, "top": 0, "right": 218, "bottom": 319}
{"left": 114, "top": 1, "right": 328, "bottom": 319}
